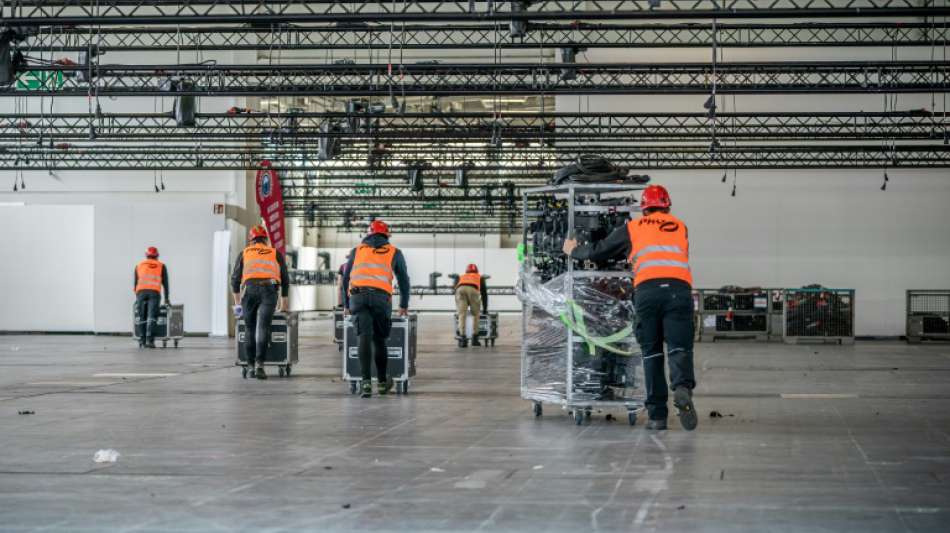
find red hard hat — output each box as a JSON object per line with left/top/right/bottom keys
{"left": 248, "top": 224, "right": 268, "bottom": 241}
{"left": 466, "top": 263, "right": 478, "bottom": 274}
{"left": 640, "top": 185, "right": 672, "bottom": 210}
{"left": 146, "top": 246, "right": 159, "bottom": 258}
{"left": 368, "top": 219, "right": 390, "bottom": 237}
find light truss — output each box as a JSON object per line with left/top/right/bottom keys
{"left": 7, "top": 61, "right": 950, "bottom": 97}
{"left": 19, "top": 22, "right": 950, "bottom": 51}
{"left": 3, "top": 1, "right": 945, "bottom": 25}
{"left": 4, "top": 111, "right": 948, "bottom": 142}
{"left": 4, "top": 144, "right": 948, "bottom": 169}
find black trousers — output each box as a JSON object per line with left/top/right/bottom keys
{"left": 135, "top": 290, "right": 161, "bottom": 342}
{"left": 349, "top": 288, "right": 392, "bottom": 382}
{"left": 242, "top": 283, "right": 278, "bottom": 367}
{"left": 634, "top": 279, "right": 696, "bottom": 420}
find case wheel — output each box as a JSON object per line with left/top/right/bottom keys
{"left": 284, "top": 365, "right": 291, "bottom": 377}
{"left": 349, "top": 381, "right": 357, "bottom": 395}
{"left": 242, "top": 367, "right": 248, "bottom": 379}
{"left": 278, "top": 366, "right": 285, "bottom": 378}
{"left": 533, "top": 402, "right": 542, "bottom": 417}
{"left": 174, "top": 340, "right": 179, "bottom": 348}
{"left": 162, "top": 340, "right": 167, "bottom": 348}
{"left": 574, "top": 409, "right": 585, "bottom": 425}
{"left": 400, "top": 381, "right": 409, "bottom": 395}
{"left": 628, "top": 410, "right": 638, "bottom": 426}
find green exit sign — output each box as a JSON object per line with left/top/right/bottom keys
{"left": 354, "top": 182, "right": 378, "bottom": 195}
{"left": 16, "top": 71, "right": 65, "bottom": 90}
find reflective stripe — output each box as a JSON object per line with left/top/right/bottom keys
{"left": 244, "top": 267, "right": 278, "bottom": 275}
{"left": 140, "top": 274, "right": 161, "bottom": 282}
{"left": 246, "top": 259, "right": 278, "bottom": 269}
{"left": 631, "top": 245, "right": 685, "bottom": 263}
{"left": 351, "top": 274, "right": 393, "bottom": 283}
{"left": 635, "top": 259, "right": 691, "bottom": 273}
{"left": 352, "top": 262, "right": 392, "bottom": 272}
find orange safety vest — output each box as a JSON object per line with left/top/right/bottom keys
{"left": 349, "top": 243, "right": 397, "bottom": 294}
{"left": 626, "top": 212, "right": 692, "bottom": 287}
{"left": 135, "top": 259, "right": 164, "bottom": 293}
{"left": 457, "top": 272, "right": 481, "bottom": 290}
{"left": 241, "top": 244, "right": 281, "bottom": 284}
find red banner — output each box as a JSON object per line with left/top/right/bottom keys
{"left": 255, "top": 161, "right": 286, "bottom": 256}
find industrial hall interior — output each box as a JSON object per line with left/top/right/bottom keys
{"left": 2, "top": 1, "right": 950, "bottom": 532}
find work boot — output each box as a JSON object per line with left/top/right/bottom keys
{"left": 255, "top": 366, "right": 267, "bottom": 380}
{"left": 378, "top": 377, "right": 394, "bottom": 396}
{"left": 673, "top": 387, "right": 698, "bottom": 431}
{"left": 472, "top": 336, "right": 482, "bottom": 347}
{"left": 138, "top": 339, "right": 146, "bottom": 349}
{"left": 360, "top": 381, "right": 372, "bottom": 398}
{"left": 145, "top": 338, "right": 156, "bottom": 349}
{"left": 646, "top": 419, "right": 668, "bottom": 431}
{"left": 458, "top": 338, "right": 468, "bottom": 348}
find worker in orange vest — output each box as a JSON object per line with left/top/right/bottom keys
{"left": 341, "top": 220, "right": 411, "bottom": 398}
{"left": 231, "top": 225, "right": 289, "bottom": 380}
{"left": 455, "top": 264, "right": 489, "bottom": 347}
{"left": 562, "top": 184, "right": 697, "bottom": 432}
{"left": 134, "top": 246, "right": 169, "bottom": 349}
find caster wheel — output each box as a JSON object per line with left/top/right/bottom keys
{"left": 174, "top": 340, "right": 179, "bottom": 348}
{"left": 401, "top": 381, "right": 409, "bottom": 395}
{"left": 574, "top": 409, "right": 584, "bottom": 425}
{"left": 349, "top": 381, "right": 357, "bottom": 395}
{"left": 285, "top": 365, "right": 291, "bottom": 377}
{"left": 533, "top": 402, "right": 542, "bottom": 417}
{"left": 242, "top": 367, "right": 248, "bottom": 379}
{"left": 278, "top": 366, "right": 285, "bottom": 378}
{"left": 162, "top": 341, "right": 167, "bottom": 348}
{"left": 628, "top": 411, "right": 638, "bottom": 427}
{"left": 585, "top": 409, "right": 592, "bottom": 420}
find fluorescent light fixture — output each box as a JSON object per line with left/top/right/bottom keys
{"left": 0, "top": 202, "right": 25, "bottom": 207}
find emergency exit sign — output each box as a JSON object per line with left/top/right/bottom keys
{"left": 16, "top": 71, "right": 65, "bottom": 90}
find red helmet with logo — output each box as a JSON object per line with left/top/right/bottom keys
{"left": 248, "top": 224, "right": 268, "bottom": 241}
{"left": 368, "top": 219, "right": 390, "bottom": 237}
{"left": 466, "top": 263, "right": 478, "bottom": 274}
{"left": 146, "top": 246, "right": 159, "bottom": 258}
{"left": 640, "top": 185, "right": 672, "bottom": 210}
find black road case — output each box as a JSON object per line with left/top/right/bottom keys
{"left": 453, "top": 312, "right": 499, "bottom": 347}
{"left": 343, "top": 313, "right": 417, "bottom": 394}
{"left": 236, "top": 312, "right": 299, "bottom": 378}
{"left": 132, "top": 303, "right": 184, "bottom": 348}
{"left": 332, "top": 308, "right": 345, "bottom": 351}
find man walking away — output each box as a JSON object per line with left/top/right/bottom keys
{"left": 134, "top": 246, "right": 169, "bottom": 349}
{"left": 455, "top": 263, "right": 488, "bottom": 347}
{"left": 562, "top": 185, "right": 698, "bottom": 431}
{"left": 342, "top": 220, "right": 411, "bottom": 398}
{"left": 231, "top": 225, "right": 289, "bottom": 380}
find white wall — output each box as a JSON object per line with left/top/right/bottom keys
{"left": 0, "top": 205, "right": 94, "bottom": 331}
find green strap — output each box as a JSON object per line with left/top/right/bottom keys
{"left": 558, "top": 299, "right": 635, "bottom": 356}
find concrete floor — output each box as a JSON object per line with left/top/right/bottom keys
{"left": 1, "top": 314, "right": 949, "bottom": 532}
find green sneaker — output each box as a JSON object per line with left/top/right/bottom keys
{"left": 360, "top": 381, "right": 372, "bottom": 398}
{"left": 378, "top": 378, "right": 394, "bottom": 396}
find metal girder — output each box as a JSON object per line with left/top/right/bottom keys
{"left": 3, "top": 111, "right": 948, "bottom": 142}
{"left": 18, "top": 22, "right": 950, "bottom": 51}
{"left": 4, "top": 144, "right": 948, "bottom": 169}
{"left": 8, "top": 61, "right": 950, "bottom": 96}
{"left": 3, "top": 1, "right": 945, "bottom": 25}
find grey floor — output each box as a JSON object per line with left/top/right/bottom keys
{"left": 1, "top": 314, "right": 949, "bottom": 533}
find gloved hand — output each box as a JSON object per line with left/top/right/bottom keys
{"left": 232, "top": 305, "right": 243, "bottom": 318}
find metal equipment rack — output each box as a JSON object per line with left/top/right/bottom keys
{"left": 236, "top": 312, "right": 299, "bottom": 377}
{"left": 906, "top": 290, "right": 950, "bottom": 343}
{"left": 783, "top": 288, "right": 855, "bottom": 344}
{"left": 520, "top": 183, "right": 646, "bottom": 426}
{"left": 696, "top": 288, "right": 771, "bottom": 342}
{"left": 454, "top": 312, "right": 499, "bottom": 347}
{"left": 132, "top": 303, "right": 184, "bottom": 348}
{"left": 343, "top": 313, "right": 417, "bottom": 395}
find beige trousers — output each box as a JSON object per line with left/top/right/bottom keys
{"left": 455, "top": 285, "right": 482, "bottom": 337}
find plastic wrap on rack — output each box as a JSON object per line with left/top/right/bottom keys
{"left": 518, "top": 266, "right": 644, "bottom": 406}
